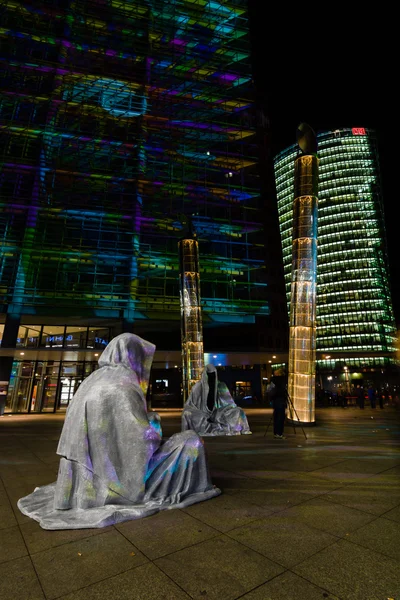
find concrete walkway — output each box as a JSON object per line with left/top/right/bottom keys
{"left": 1, "top": 407, "right": 399, "bottom": 600}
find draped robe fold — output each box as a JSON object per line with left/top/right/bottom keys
{"left": 182, "top": 364, "right": 251, "bottom": 436}
{"left": 18, "top": 334, "right": 220, "bottom": 529}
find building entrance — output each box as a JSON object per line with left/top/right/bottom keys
{"left": 5, "top": 360, "right": 96, "bottom": 413}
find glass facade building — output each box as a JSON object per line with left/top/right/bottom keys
{"left": 274, "top": 128, "right": 397, "bottom": 383}
{"left": 0, "top": 0, "right": 282, "bottom": 413}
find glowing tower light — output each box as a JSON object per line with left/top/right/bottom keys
{"left": 178, "top": 237, "right": 204, "bottom": 402}
{"left": 288, "top": 124, "right": 319, "bottom": 424}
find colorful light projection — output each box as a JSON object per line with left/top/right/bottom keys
{"left": 0, "top": 0, "right": 268, "bottom": 327}
{"left": 288, "top": 140, "right": 319, "bottom": 424}
{"left": 179, "top": 237, "right": 204, "bottom": 402}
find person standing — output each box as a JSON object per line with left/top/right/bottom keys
{"left": 356, "top": 385, "right": 364, "bottom": 409}
{"left": 267, "top": 371, "right": 287, "bottom": 439}
{"left": 368, "top": 385, "right": 376, "bottom": 409}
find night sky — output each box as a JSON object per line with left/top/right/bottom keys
{"left": 248, "top": 5, "right": 398, "bottom": 327}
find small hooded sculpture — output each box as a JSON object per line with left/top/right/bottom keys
{"left": 182, "top": 364, "right": 251, "bottom": 436}
{"left": 18, "top": 333, "right": 220, "bottom": 529}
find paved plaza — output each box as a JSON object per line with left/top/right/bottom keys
{"left": 0, "top": 407, "right": 399, "bottom": 600}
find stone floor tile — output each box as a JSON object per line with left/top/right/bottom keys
{"left": 378, "top": 465, "right": 400, "bottom": 477}
{"left": 276, "top": 497, "right": 375, "bottom": 537}
{"left": 31, "top": 528, "right": 148, "bottom": 599}
{"left": 365, "top": 470, "right": 400, "bottom": 487}
{"left": 6, "top": 473, "right": 55, "bottom": 492}
{"left": 20, "top": 519, "right": 112, "bottom": 554}
{"left": 237, "top": 468, "right": 300, "bottom": 481}
{"left": 228, "top": 515, "right": 337, "bottom": 568}
{"left": 56, "top": 562, "right": 190, "bottom": 600}
{"left": 240, "top": 570, "right": 340, "bottom": 600}
{"left": 209, "top": 469, "right": 253, "bottom": 494}
{"left": 293, "top": 539, "right": 400, "bottom": 600}
{"left": 1, "top": 409, "right": 400, "bottom": 600}
{"left": 0, "top": 525, "right": 28, "bottom": 563}
{"left": 0, "top": 502, "right": 17, "bottom": 529}
{"left": 182, "top": 492, "right": 273, "bottom": 532}
{"left": 116, "top": 509, "right": 218, "bottom": 560}
{"left": 212, "top": 472, "right": 269, "bottom": 497}
{"left": 307, "top": 458, "right": 399, "bottom": 484}
{"left": 235, "top": 480, "right": 315, "bottom": 511}
{"left": 155, "top": 535, "right": 284, "bottom": 600}
{"left": 31, "top": 452, "right": 60, "bottom": 465}
{"left": 0, "top": 466, "right": 23, "bottom": 482}
{"left": 272, "top": 457, "right": 348, "bottom": 472}
{"left": 0, "top": 488, "right": 11, "bottom": 507}
{"left": 233, "top": 474, "right": 340, "bottom": 510}
{"left": 7, "top": 487, "right": 38, "bottom": 524}
{"left": 0, "top": 555, "right": 44, "bottom": 600}
{"left": 324, "top": 478, "right": 400, "bottom": 516}
{"left": 16, "top": 464, "right": 57, "bottom": 478}
{"left": 278, "top": 473, "right": 343, "bottom": 496}
{"left": 382, "top": 504, "right": 400, "bottom": 523}
{"left": 347, "top": 517, "right": 400, "bottom": 561}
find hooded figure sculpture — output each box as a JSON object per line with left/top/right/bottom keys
{"left": 182, "top": 364, "right": 251, "bottom": 436}
{"left": 18, "top": 333, "right": 220, "bottom": 530}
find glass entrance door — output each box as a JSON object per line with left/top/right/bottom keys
{"left": 57, "top": 377, "right": 81, "bottom": 411}
{"left": 40, "top": 362, "right": 60, "bottom": 412}
{"left": 56, "top": 363, "right": 84, "bottom": 412}
{"left": 7, "top": 362, "right": 35, "bottom": 413}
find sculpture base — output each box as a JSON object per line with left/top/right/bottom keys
{"left": 286, "top": 418, "right": 316, "bottom": 427}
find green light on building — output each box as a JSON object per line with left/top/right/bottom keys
{"left": 274, "top": 128, "right": 397, "bottom": 371}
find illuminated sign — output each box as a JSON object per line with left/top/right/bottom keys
{"left": 352, "top": 128, "right": 366, "bottom": 135}
{"left": 47, "top": 335, "right": 73, "bottom": 343}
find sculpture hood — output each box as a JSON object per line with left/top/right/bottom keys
{"left": 98, "top": 332, "right": 155, "bottom": 395}
{"left": 57, "top": 333, "right": 158, "bottom": 479}
{"left": 182, "top": 364, "right": 250, "bottom": 436}
{"left": 186, "top": 364, "right": 235, "bottom": 413}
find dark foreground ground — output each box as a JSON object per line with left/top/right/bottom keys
{"left": 1, "top": 407, "right": 399, "bottom": 600}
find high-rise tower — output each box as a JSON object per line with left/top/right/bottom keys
{"left": 274, "top": 128, "right": 397, "bottom": 385}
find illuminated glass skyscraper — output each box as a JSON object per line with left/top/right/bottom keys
{"left": 0, "top": 1, "right": 282, "bottom": 413}
{"left": 274, "top": 128, "right": 397, "bottom": 378}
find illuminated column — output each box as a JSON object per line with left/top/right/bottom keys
{"left": 178, "top": 237, "right": 204, "bottom": 403}
{"left": 288, "top": 124, "right": 319, "bottom": 424}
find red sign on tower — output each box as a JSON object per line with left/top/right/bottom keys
{"left": 352, "top": 127, "right": 366, "bottom": 135}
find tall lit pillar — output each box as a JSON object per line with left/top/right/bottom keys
{"left": 288, "top": 124, "right": 319, "bottom": 424}
{"left": 178, "top": 237, "right": 204, "bottom": 402}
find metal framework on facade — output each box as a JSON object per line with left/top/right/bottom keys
{"left": 0, "top": 0, "right": 268, "bottom": 327}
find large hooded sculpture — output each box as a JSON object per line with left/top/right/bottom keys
{"left": 182, "top": 364, "right": 251, "bottom": 436}
{"left": 18, "top": 334, "right": 220, "bottom": 530}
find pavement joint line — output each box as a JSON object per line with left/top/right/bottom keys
{"left": 26, "top": 548, "right": 47, "bottom": 599}
{"left": 215, "top": 463, "right": 351, "bottom": 492}
{"left": 286, "top": 568, "right": 347, "bottom": 600}
{"left": 302, "top": 493, "right": 400, "bottom": 520}
{"left": 229, "top": 568, "right": 291, "bottom": 600}
{"left": 47, "top": 560, "right": 157, "bottom": 600}
{"left": 380, "top": 507, "right": 400, "bottom": 521}
{"left": 151, "top": 531, "right": 286, "bottom": 598}
{"left": 24, "top": 525, "right": 135, "bottom": 558}
{"left": 1, "top": 409, "right": 400, "bottom": 599}
{"left": 225, "top": 525, "right": 342, "bottom": 570}
{"left": 333, "top": 527, "right": 400, "bottom": 562}
{"left": 179, "top": 502, "right": 269, "bottom": 534}
{"left": 223, "top": 512, "right": 345, "bottom": 542}
{"left": 114, "top": 511, "right": 221, "bottom": 560}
